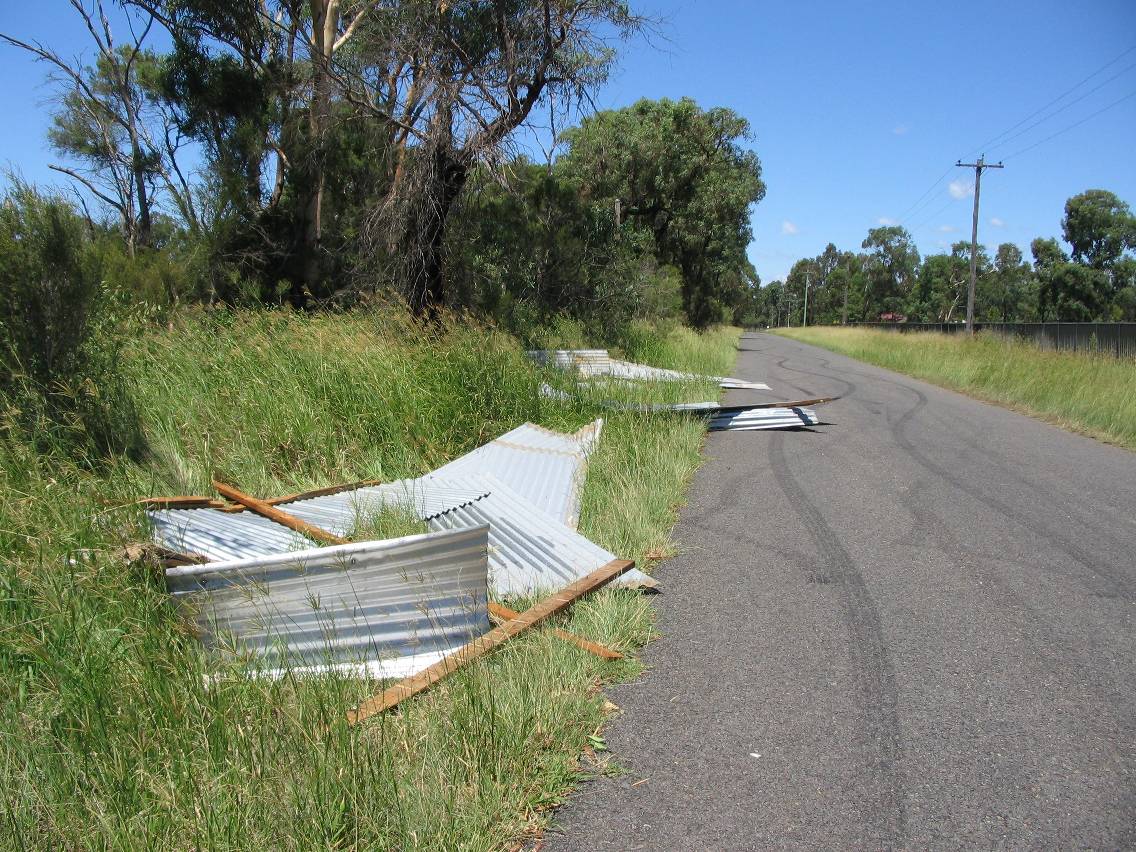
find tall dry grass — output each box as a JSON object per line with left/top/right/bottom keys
{"left": 0, "top": 308, "right": 738, "bottom": 849}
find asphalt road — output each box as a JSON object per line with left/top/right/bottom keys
{"left": 545, "top": 332, "right": 1136, "bottom": 850}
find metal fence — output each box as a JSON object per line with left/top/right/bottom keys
{"left": 845, "top": 322, "right": 1136, "bottom": 359}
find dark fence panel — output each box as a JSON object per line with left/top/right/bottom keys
{"left": 844, "top": 322, "right": 1136, "bottom": 359}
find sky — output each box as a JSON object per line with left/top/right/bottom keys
{"left": 2, "top": 0, "right": 1135, "bottom": 284}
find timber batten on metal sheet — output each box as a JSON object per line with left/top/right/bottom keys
{"left": 347, "top": 558, "right": 636, "bottom": 723}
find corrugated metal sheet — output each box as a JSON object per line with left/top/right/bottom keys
{"left": 424, "top": 421, "right": 602, "bottom": 529}
{"left": 280, "top": 479, "right": 490, "bottom": 537}
{"left": 527, "top": 349, "right": 770, "bottom": 390}
{"left": 148, "top": 480, "right": 489, "bottom": 562}
{"left": 150, "top": 507, "right": 312, "bottom": 561}
{"left": 149, "top": 420, "right": 656, "bottom": 610}
{"left": 708, "top": 407, "right": 819, "bottom": 431}
{"left": 165, "top": 525, "right": 491, "bottom": 678}
{"left": 426, "top": 473, "right": 656, "bottom": 597}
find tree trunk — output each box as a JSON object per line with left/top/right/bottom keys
{"left": 409, "top": 149, "right": 468, "bottom": 320}
{"left": 301, "top": 0, "right": 340, "bottom": 299}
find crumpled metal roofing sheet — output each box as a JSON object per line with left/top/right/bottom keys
{"left": 148, "top": 480, "right": 489, "bottom": 562}
{"left": 527, "top": 349, "right": 769, "bottom": 390}
{"left": 426, "top": 473, "right": 656, "bottom": 597}
{"left": 424, "top": 420, "right": 602, "bottom": 529}
{"left": 708, "top": 407, "right": 819, "bottom": 431}
{"left": 150, "top": 507, "right": 313, "bottom": 562}
{"left": 164, "top": 525, "right": 490, "bottom": 679}
{"left": 279, "top": 479, "right": 490, "bottom": 538}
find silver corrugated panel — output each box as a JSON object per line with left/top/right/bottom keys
{"left": 606, "top": 358, "right": 771, "bottom": 390}
{"left": 527, "top": 349, "right": 611, "bottom": 370}
{"left": 148, "top": 481, "right": 489, "bottom": 562}
{"left": 527, "top": 349, "right": 770, "bottom": 390}
{"left": 165, "top": 526, "right": 491, "bottom": 678}
{"left": 424, "top": 421, "right": 602, "bottom": 529}
{"left": 150, "top": 507, "right": 312, "bottom": 561}
{"left": 280, "top": 479, "right": 490, "bottom": 537}
{"left": 426, "top": 473, "right": 655, "bottom": 597}
{"left": 708, "top": 407, "right": 819, "bottom": 431}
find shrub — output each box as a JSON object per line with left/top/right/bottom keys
{"left": 0, "top": 182, "right": 143, "bottom": 461}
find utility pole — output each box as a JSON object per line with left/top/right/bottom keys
{"left": 803, "top": 271, "right": 810, "bottom": 327}
{"left": 955, "top": 154, "right": 1003, "bottom": 334}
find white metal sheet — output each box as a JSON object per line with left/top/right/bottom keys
{"left": 165, "top": 526, "right": 491, "bottom": 676}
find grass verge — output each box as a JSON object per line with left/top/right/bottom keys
{"left": 0, "top": 309, "right": 738, "bottom": 849}
{"left": 775, "top": 326, "right": 1136, "bottom": 451}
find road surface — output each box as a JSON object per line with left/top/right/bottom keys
{"left": 546, "top": 331, "right": 1136, "bottom": 850}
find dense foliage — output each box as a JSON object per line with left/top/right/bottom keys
{"left": 759, "top": 189, "right": 1136, "bottom": 326}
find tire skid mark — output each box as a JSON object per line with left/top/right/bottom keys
{"left": 767, "top": 431, "right": 908, "bottom": 847}
{"left": 770, "top": 344, "right": 1135, "bottom": 597}
{"left": 774, "top": 346, "right": 1124, "bottom": 540}
{"left": 889, "top": 386, "right": 1135, "bottom": 600}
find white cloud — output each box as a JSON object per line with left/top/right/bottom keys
{"left": 877, "top": 217, "right": 898, "bottom": 226}
{"left": 892, "top": 124, "right": 909, "bottom": 136}
{"left": 781, "top": 220, "right": 798, "bottom": 235}
{"left": 990, "top": 217, "right": 1005, "bottom": 227}
{"left": 938, "top": 224, "right": 957, "bottom": 233}
{"left": 949, "top": 180, "right": 973, "bottom": 199}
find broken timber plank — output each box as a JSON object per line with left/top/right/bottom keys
{"left": 209, "top": 482, "right": 619, "bottom": 662}
{"left": 487, "top": 602, "right": 623, "bottom": 660}
{"left": 347, "top": 558, "right": 635, "bottom": 724}
{"left": 138, "top": 496, "right": 229, "bottom": 510}
{"left": 211, "top": 480, "right": 347, "bottom": 546}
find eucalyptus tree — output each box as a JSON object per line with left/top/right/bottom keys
{"left": 1, "top": 1, "right": 197, "bottom": 253}
{"left": 559, "top": 97, "right": 765, "bottom": 327}
{"left": 860, "top": 225, "right": 919, "bottom": 319}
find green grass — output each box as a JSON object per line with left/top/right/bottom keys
{"left": 776, "top": 326, "right": 1136, "bottom": 451}
{"left": 0, "top": 309, "right": 739, "bottom": 849}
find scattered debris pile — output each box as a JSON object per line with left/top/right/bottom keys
{"left": 538, "top": 382, "right": 834, "bottom": 431}
{"left": 143, "top": 419, "right": 646, "bottom": 717}
{"left": 527, "top": 349, "right": 771, "bottom": 390}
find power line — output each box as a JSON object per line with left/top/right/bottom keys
{"left": 890, "top": 45, "right": 1136, "bottom": 240}
{"left": 895, "top": 165, "right": 955, "bottom": 224}
{"left": 1002, "top": 88, "right": 1136, "bottom": 160}
{"left": 906, "top": 195, "right": 958, "bottom": 234}
{"left": 963, "top": 43, "right": 1136, "bottom": 159}
{"left": 984, "top": 59, "right": 1136, "bottom": 156}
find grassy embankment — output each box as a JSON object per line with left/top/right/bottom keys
{"left": 0, "top": 310, "right": 738, "bottom": 849}
{"left": 776, "top": 326, "right": 1136, "bottom": 451}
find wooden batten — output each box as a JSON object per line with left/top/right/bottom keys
{"left": 347, "top": 558, "right": 635, "bottom": 724}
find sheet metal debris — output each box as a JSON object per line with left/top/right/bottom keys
{"left": 165, "top": 525, "right": 491, "bottom": 680}
{"left": 148, "top": 420, "right": 653, "bottom": 606}
{"left": 707, "top": 407, "right": 819, "bottom": 431}
{"left": 424, "top": 420, "right": 601, "bottom": 529}
{"left": 537, "top": 383, "right": 826, "bottom": 431}
{"left": 527, "top": 349, "right": 770, "bottom": 390}
{"left": 149, "top": 480, "right": 489, "bottom": 563}
{"left": 425, "top": 473, "right": 657, "bottom": 596}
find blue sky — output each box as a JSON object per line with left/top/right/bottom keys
{"left": 2, "top": 1, "right": 1134, "bottom": 283}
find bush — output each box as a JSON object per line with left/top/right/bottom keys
{"left": 0, "top": 182, "right": 143, "bottom": 461}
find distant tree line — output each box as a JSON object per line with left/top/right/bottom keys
{"left": 748, "top": 189, "right": 1136, "bottom": 327}
{"left": 2, "top": 1, "right": 766, "bottom": 333}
